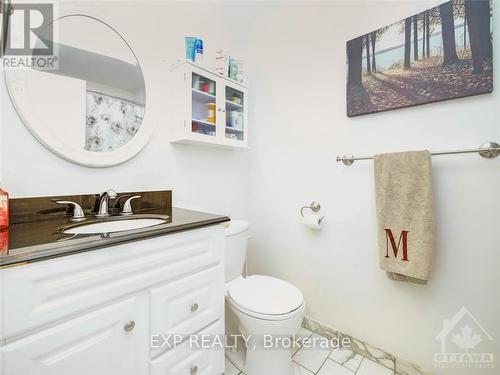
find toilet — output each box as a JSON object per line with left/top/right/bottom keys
{"left": 224, "top": 220, "right": 305, "bottom": 375}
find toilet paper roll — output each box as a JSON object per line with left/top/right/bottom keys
{"left": 302, "top": 213, "right": 324, "bottom": 230}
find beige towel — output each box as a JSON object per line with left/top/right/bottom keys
{"left": 374, "top": 151, "right": 436, "bottom": 284}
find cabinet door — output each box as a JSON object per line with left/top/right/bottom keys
{"left": 189, "top": 68, "right": 219, "bottom": 141}
{"left": 223, "top": 82, "right": 247, "bottom": 147}
{"left": 1, "top": 295, "right": 148, "bottom": 375}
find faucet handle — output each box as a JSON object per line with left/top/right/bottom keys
{"left": 113, "top": 194, "right": 132, "bottom": 210}
{"left": 53, "top": 200, "right": 85, "bottom": 221}
{"left": 121, "top": 195, "right": 141, "bottom": 215}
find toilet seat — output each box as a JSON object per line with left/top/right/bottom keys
{"left": 227, "top": 275, "right": 304, "bottom": 320}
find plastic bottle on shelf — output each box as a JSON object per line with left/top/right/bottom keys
{"left": 235, "top": 60, "right": 244, "bottom": 83}
{"left": 207, "top": 103, "right": 216, "bottom": 124}
{"left": 195, "top": 39, "right": 204, "bottom": 63}
{"left": 215, "top": 50, "right": 227, "bottom": 76}
{"left": 229, "top": 58, "right": 237, "bottom": 80}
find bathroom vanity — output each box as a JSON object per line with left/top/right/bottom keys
{"left": 1, "top": 9, "right": 230, "bottom": 375}
{"left": 0, "top": 191, "right": 229, "bottom": 375}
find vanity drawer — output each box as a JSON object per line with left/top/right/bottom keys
{"left": 150, "top": 320, "right": 224, "bottom": 375}
{"left": 1, "top": 225, "right": 224, "bottom": 339}
{"left": 150, "top": 265, "right": 224, "bottom": 359}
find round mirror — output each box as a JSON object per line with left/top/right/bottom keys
{"left": 4, "top": 15, "right": 150, "bottom": 167}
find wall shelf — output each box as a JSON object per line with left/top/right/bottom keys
{"left": 225, "top": 127, "right": 243, "bottom": 133}
{"left": 192, "top": 88, "right": 216, "bottom": 102}
{"left": 225, "top": 100, "right": 243, "bottom": 109}
{"left": 169, "top": 62, "right": 248, "bottom": 149}
{"left": 192, "top": 118, "right": 216, "bottom": 127}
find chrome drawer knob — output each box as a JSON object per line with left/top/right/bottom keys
{"left": 190, "top": 365, "right": 198, "bottom": 375}
{"left": 190, "top": 303, "right": 199, "bottom": 312}
{"left": 124, "top": 320, "right": 135, "bottom": 332}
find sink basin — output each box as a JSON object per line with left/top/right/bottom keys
{"left": 63, "top": 217, "right": 168, "bottom": 235}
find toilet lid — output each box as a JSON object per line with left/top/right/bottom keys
{"left": 228, "top": 276, "right": 304, "bottom": 316}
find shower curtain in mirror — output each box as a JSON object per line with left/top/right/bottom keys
{"left": 85, "top": 91, "right": 144, "bottom": 152}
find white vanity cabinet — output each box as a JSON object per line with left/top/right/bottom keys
{"left": 1, "top": 296, "right": 150, "bottom": 375}
{"left": 0, "top": 225, "right": 225, "bottom": 375}
{"left": 170, "top": 62, "right": 248, "bottom": 149}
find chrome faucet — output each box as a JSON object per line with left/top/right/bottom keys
{"left": 94, "top": 189, "right": 117, "bottom": 217}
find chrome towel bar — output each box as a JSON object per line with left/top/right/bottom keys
{"left": 336, "top": 142, "right": 500, "bottom": 166}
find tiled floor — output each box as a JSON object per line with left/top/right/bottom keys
{"left": 225, "top": 327, "right": 394, "bottom": 375}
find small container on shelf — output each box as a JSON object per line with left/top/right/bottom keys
{"left": 235, "top": 60, "right": 244, "bottom": 83}
{"left": 229, "top": 110, "right": 243, "bottom": 130}
{"left": 184, "top": 37, "right": 197, "bottom": 62}
{"left": 231, "top": 94, "right": 242, "bottom": 105}
{"left": 207, "top": 103, "right": 216, "bottom": 124}
{"left": 215, "top": 50, "right": 228, "bottom": 76}
{"left": 194, "top": 38, "right": 204, "bottom": 63}
{"left": 229, "top": 58, "right": 237, "bottom": 80}
{"left": 192, "top": 74, "right": 202, "bottom": 91}
{"left": 192, "top": 73, "right": 216, "bottom": 96}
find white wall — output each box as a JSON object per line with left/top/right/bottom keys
{"left": 245, "top": 1, "right": 499, "bottom": 374}
{"left": 0, "top": 0, "right": 253, "bottom": 220}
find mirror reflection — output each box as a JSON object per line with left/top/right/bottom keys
{"left": 6, "top": 14, "right": 146, "bottom": 155}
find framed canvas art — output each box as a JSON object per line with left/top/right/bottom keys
{"left": 346, "top": 0, "right": 493, "bottom": 117}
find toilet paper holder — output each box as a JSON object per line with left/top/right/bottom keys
{"left": 300, "top": 202, "right": 321, "bottom": 217}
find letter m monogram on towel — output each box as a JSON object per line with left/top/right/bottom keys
{"left": 384, "top": 229, "right": 410, "bottom": 261}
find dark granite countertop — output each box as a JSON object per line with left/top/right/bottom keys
{"left": 0, "top": 191, "right": 230, "bottom": 267}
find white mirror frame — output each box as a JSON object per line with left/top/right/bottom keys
{"left": 4, "top": 14, "right": 153, "bottom": 168}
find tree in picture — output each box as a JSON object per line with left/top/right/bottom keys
{"left": 346, "top": 0, "right": 493, "bottom": 117}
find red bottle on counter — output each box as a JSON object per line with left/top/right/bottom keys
{"left": 0, "top": 186, "right": 9, "bottom": 229}
{"left": 0, "top": 229, "right": 8, "bottom": 255}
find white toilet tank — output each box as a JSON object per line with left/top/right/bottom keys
{"left": 224, "top": 220, "right": 249, "bottom": 282}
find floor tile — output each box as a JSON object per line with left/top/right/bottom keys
{"left": 329, "top": 348, "right": 363, "bottom": 372}
{"left": 357, "top": 358, "right": 394, "bottom": 375}
{"left": 293, "top": 334, "right": 332, "bottom": 373}
{"left": 227, "top": 327, "right": 396, "bottom": 375}
{"left": 296, "top": 327, "right": 314, "bottom": 338}
{"left": 294, "top": 327, "right": 315, "bottom": 355}
{"left": 317, "top": 359, "right": 354, "bottom": 375}
{"left": 293, "top": 342, "right": 302, "bottom": 356}
{"left": 225, "top": 357, "right": 240, "bottom": 375}
{"left": 293, "top": 361, "right": 315, "bottom": 375}
{"left": 237, "top": 362, "right": 313, "bottom": 375}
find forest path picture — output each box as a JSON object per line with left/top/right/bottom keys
{"left": 346, "top": 0, "right": 493, "bottom": 117}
